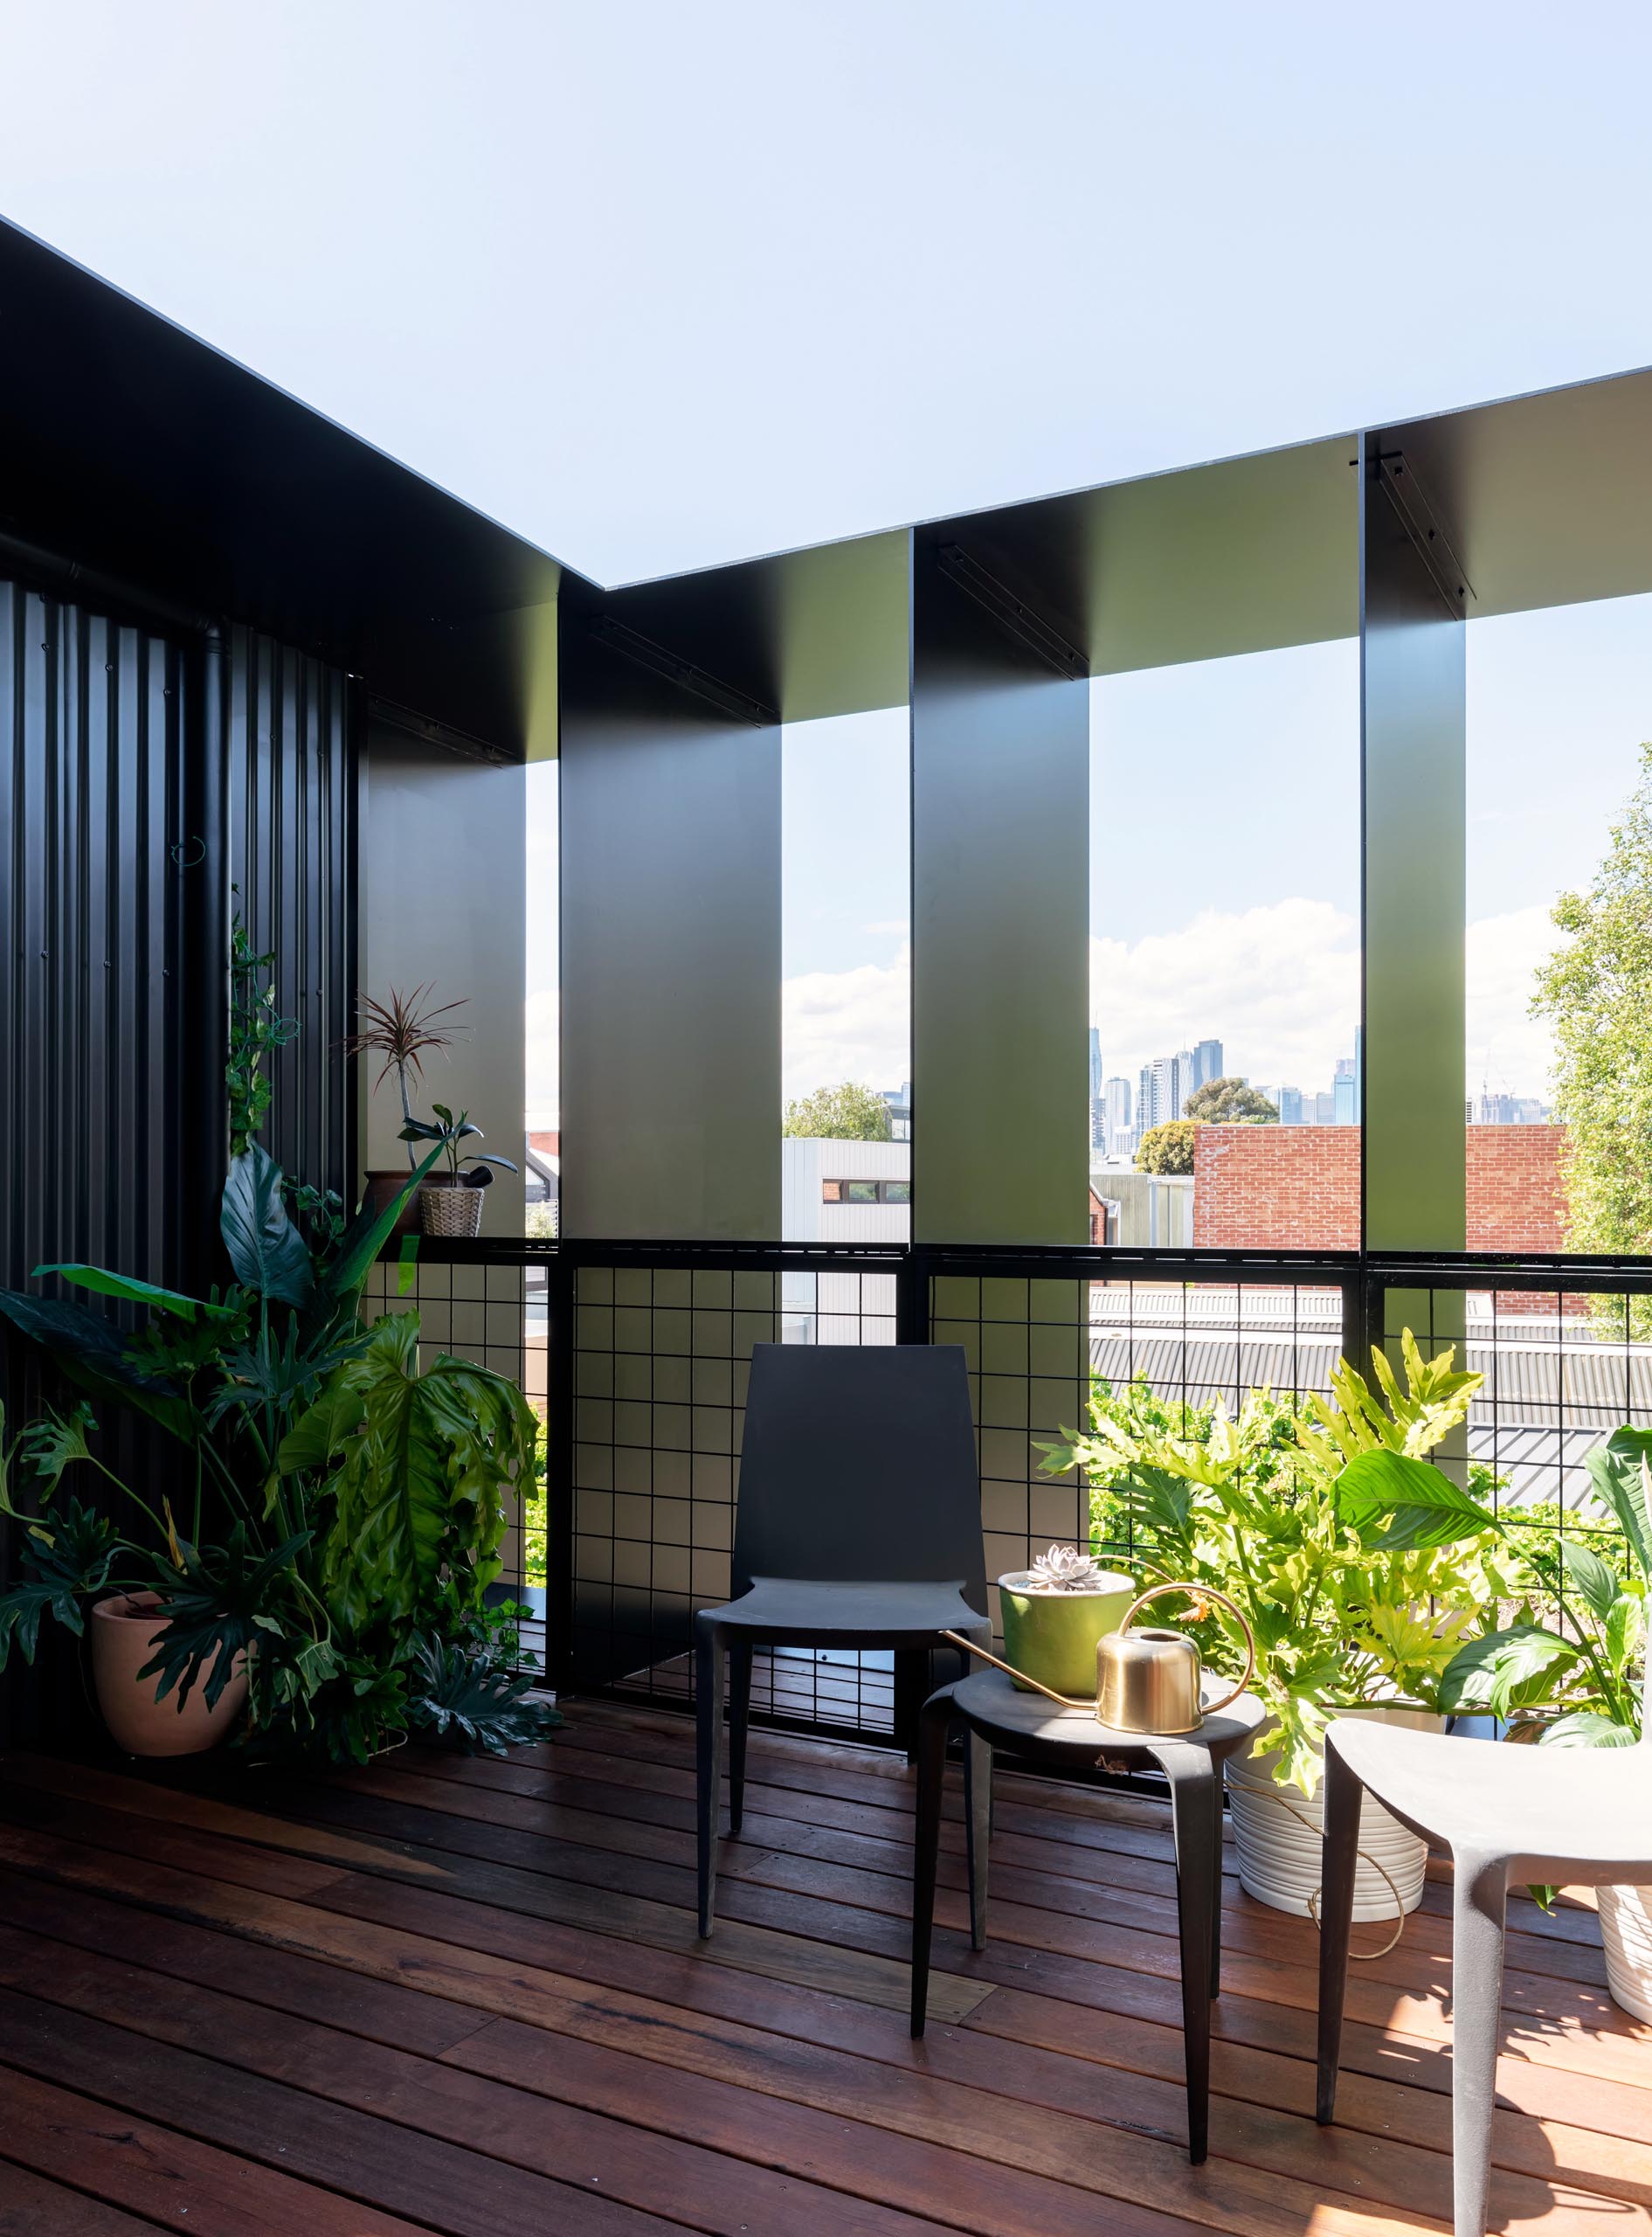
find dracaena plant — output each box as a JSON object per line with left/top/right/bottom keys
{"left": 1037, "top": 1333, "right": 1512, "bottom": 1792}
{"left": 0, "top": 940, "right": 555, "bottom": 1762}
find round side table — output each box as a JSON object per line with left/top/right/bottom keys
{"left": 912, "top": 1666, "right": 1268, "bottom": 2164}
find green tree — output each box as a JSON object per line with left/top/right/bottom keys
{"left": 1182, "top": 1076, "right": 1278, "bottom": 1124}
{"left": 1136, "top": 1119, "right": 1198, "bottom": 1175}
{"left": 1532, "top": 742, "right": 1652, "bottom": 1292}
{"left": 782, "top": 1081, "right": 893, "bottom": 1142}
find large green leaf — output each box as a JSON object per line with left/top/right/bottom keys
{"left": 322, "top": 1316, "right": 454, "bottom": 1631}
{"left": 1335, "top": 1445, "right": 1496, "bottom": 1550}
{"left": 276, "top": 1372, "right": 366, "bottom": 1476}
{"left": 1559, "top": 1536, "right": 1623, "bottom": 1623}
{"left": 1440, "top": 1624, "right": 1579, "bottom": 1717}
{"left": 1543, "top": 1709, "right": 1639, "bottom": 1749}
{"left": 31, "top": 1265, "right": 228, "bottom": 1324}
{"left": 221, "top": 1146, "right": 314, "bottom": 1308}
{"left": 0, "top": 1290, "right": 193, "bottom": 1443}
{"left": 0, "top": 1497, "right": 119, "bottom": 1671}
{"left": 1586, "top": 1430, "right": 1652, "bottom": 1581}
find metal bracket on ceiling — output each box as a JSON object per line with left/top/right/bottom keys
{"left": 935, "top": 544, "right": 1089, "bottom": 681}
{"left": 368, "top": 693, "right": 512, "bottom": 766}
{"left": 1365, "top": 447, "right": 1476, "bottom": 618}
{"left": 587, "top": 613, "right": 778, "bottom": 728}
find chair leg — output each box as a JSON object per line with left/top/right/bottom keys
{"left": 910, "top": 1688, "right": 952, "bottom": 2037}
{"left": 1209, "top": 1760, "right": 1225, "bottom": 1999}
{"left": 895, "top": 1645, "right": 929, "bottom": 1763}
{"left": 1449, "top": 1849, "right": 1509, "bottom": 2237}
{"left": 727, "top": 1638, "right": 753, "bottom": 1835}
{"left": 695, "top": 1615, "right": 725, "bottom": 1939}
{"left": 1158, "top": 1745, "right": 1217, "bottom": 2165}
{"left": 963, "top": 1725, "right": 992, "bottom": 1950}
{"left": 1316, "top": 1734, "right": 1361, "bottom": 2123}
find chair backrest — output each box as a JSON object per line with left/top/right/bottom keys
{"left": 733, "top": 1343, "right": 985, "bottom": 1613}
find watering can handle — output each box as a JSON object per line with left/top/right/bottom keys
{"left": 1117, "top": 1583, "right": 1256, "bottom": 1716}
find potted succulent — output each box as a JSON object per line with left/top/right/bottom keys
{"left": 1039, "top": 1333, "right": 1509, "bottom": 1921}
{"left": 345, "top": 985, "right": 469, "bottom": 1236}
{"left": 998, "top": 1544, "right": 1136, "bottom": 1699}
{"left": 1441, "top": 1426, "right": 1650, "bottom": 2015}
{"left": 400, "top": 1102, "right": 519, "bottom": 1240}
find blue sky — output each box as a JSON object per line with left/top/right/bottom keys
{"left": 3, "top": 4, "right": 1651, "bottom": 1118}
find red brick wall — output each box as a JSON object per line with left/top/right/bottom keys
{"left": 1466, "top": 1126, "right": 1566, "bottom": 1251}
{"left": 1192, "top": 1125, "right": 1359, "bottom": 1250}
{"left": 1192, "top": 1124, "right": 1568, "bottom": 1254}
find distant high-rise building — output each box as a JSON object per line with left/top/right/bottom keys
{"left": 881, "top": 1081, "right": 911, "bottom": 1141}
{"left": 1313, "top": 1091, "right": 1337, "bottom": 1125}
{"left": 1102, "top": 1075, "right": 1132, "bottom": 1155}
{"left": 1192, "top": 1038, "right": 1223, "bottom": 1094}
{"left": 1089, "top": 1028, "right": 1102, "bottom": 1103}
{"left": 1276, "top": 1085, "right": 1303, "bottom": 1125}
{"left": 1333, "top": 1065, "right": 1357, "bottom": 1126}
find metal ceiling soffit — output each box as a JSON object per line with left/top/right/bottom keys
{"left": 586, "top": 613, "right": 778, "bottom": 728}
{"left": 934, "top": 543, "right": 1089, "bottom": 681}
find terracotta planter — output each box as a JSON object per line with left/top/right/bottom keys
{"left": 1227, "top": 1706, "right": 1444, "bottom": 1922}
{"left": 361, "top": 1168, "right": 423, "bottom": 1241}
{"left": 90, "top": 1591, "right": 248, "bottom": 1757}
{"left": 996, "top": 1568, "right": 1136, "bottom": 1700}
{"left": 420, "top": 1174, "right": 485, "bottom": 1238}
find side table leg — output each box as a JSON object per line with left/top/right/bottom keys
{"left": 1156, "top": 1743, "right": 1217, "bottom": 2165}
{"left": 910, "top": 1688, "right": 953, "bottom": 2037}
{"left": 1210, "top": 1758, "right": 1225, "bottom": 1998}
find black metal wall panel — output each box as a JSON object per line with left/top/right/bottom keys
{"left": 0, "top": 577, "right": 189, "bottom": 1744}
{"left": 559, "top": 620, "right": 781, "bottom": 1241}
{"left": 0, "top": 578, "right": 188, "bottom": 1298}
{"left": 0, "top": 584, "right": 357, "bottom": 1745}
{"left": 1360, "top": 440, "right": 1468, "bottom": 1252}
{"left": 228, "top": 628, "right": 356, "bottom": 1202}
{"left": 911, "top": 547, "right": 1090, "bottom": 1244}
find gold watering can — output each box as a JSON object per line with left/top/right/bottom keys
{"left": 944, "top": 1581, "right": 1254, "bottom": 1737}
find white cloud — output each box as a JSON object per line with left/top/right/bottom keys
{"left": 1466, "top": 904, "right": 1566, "bottom": 1102}
{"left": 1091, "top": 899, "right": 1358, "bottom": 1094}
{"left": 783, "top": 945, "right": 910, "bottom": 1102}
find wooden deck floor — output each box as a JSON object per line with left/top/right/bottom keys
{"left": 0, "top": 1700, "right": 1648, "bottom": 2236}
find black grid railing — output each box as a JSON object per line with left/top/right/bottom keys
{"left": 380, "top": 1236, "right": 1652, "bottom": 1748}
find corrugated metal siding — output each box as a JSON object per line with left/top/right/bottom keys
{"left": 229, "top": 628, "right": 356, "bottom": 1202}
{"left": 0, "top": 578, "right": 190, "bottom": 1745}
{"left": 0, "top": 587, "right": 356, "bottom": 1745}
{"left": 1, "top": 579, "right": 187, "bottom": 1295}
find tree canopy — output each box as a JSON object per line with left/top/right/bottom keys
{"left": 1182, "top": 1076, "right": 1278, "bottom": 1124}
{"left": 782, "top": 1080, "right": 894, "bottom": 1142}
{"left": 1136, "top": 1120, "right": 1199, "bottom": 1176}
{"left": 1532, "top": 742, "right": 1652, "bottom": 1265}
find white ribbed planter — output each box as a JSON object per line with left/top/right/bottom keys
{"left": 1598, "top": 1886, "right": 1652, "bottom": 2021}
{"left": 1226, "top": 1708, "right": 1444, "bottom": 1922}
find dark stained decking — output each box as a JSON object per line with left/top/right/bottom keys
{"left": 0, "top": 1700, "right": 1648, "bottom": 2234}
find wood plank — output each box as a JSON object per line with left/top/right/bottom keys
{"left": 0, "top": 1802, "right": 986, "bottom": 2026}
{"left": 0, "top": 1984, "right": 681, "bottom": 2237}
{"left": 0, "top": 2162, "right": 168, "bottom": 2235}
{"left": 0, "top": 1927, "right": 959, "bottom": 2237}
{"left": 321, "top": 1749, "right": 1612, "bottom": 1994}
{"left": 0, "top": 2060, "right": 431, "bottom": 2235}
{"left": 0, "top": 1818, "right": 1593, "bottom": 2237}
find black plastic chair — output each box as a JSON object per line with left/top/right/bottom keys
{"left": 695, "top": 1341, "right": 990, "bottom": 1936}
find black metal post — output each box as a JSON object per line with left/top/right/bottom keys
{"left": 180, "top": 620, "right": 229, "bottom": 1292}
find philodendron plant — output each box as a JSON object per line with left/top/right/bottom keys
{"left": 1038, "top": 1333, "right": 1512, "bottom": 1791}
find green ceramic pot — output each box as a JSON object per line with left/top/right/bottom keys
{"left": 997, "top": 1569, "right": 1137, "bottom": 1700}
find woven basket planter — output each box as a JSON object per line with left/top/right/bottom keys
{"left": 420, "top": 1180, "right": 485, "bottom": 1238}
